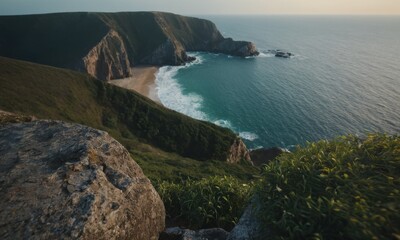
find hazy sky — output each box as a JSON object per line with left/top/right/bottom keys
{"left": 1, "top": 0, "right": 400, "bottom": 16}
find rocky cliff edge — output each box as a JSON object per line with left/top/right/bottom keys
{"left": 0, "top": 120, "right": 165, "bottom": 239}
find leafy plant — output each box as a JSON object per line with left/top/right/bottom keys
{"left": 257, "top": 134, "right": 400, "bottom": 239}
{"left": 157, "top": 176, "right": 254, "bottom": 230}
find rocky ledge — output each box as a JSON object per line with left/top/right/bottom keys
{"left": 0, "top": 120, "right": 165, "bottom": 239}
{"left": 227, "top": 138, "right": 252, "bottom": 165}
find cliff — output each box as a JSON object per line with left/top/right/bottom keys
{"left": 0, "top": 120, "right": 165, "bottom": 239}
{"left": 0, "top": 12, "right": 259, "bottom": 80}
{"left": 227, "top": 138, "right": 252, "bottom": 165}
{"left": 0, "top": 57, "right": 249, "bottom": 164}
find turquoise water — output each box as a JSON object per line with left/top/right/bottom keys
{"left": 156, "top": 16, "right": 400, "bottom": 149}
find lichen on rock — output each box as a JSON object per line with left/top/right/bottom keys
{"left": 0, "top": 120, "right": 165, "bottom": 240}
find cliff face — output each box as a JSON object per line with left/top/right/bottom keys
{"left": 0, "top": 120, "right": 165, "bottom": 239}
{"left": 227, "top": 138, "right": 252, "bottom": 164}
{"left": 82, "top": 30, "right": 132, "bottom": 80}
{"left": 0, "top": 12, "right": 259, "bottom": 80}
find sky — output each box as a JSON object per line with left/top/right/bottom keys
{"left": 0, "top": 0, "right": 400, "bottom": 16}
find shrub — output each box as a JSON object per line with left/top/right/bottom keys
{"left": 257, "top": 134, "right": 400, "bottom": 239}
{"left": 157, "top": 176, "right": 254, "bottom": 230}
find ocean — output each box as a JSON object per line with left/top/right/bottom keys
{"left": 155, "top": 16, "right": 400, "bottom": 149}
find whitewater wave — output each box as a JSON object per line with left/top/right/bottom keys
{"left": 258, "top": 52, "right": 275, "bottom": 58}
{"left": 239, "top": 131, "right": 259, "bottom": 141}
{"left": 213, "top": 119, "right": 233, "bottom": 128}
{"left": 155, "top": 52, "right": 259, "bottom": 142}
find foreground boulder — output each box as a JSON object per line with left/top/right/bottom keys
{"left": 0, "top": 120, "right": 165, "bottom": 239}
{"left": 227, "top": 198, "right": 266, "bottom": 240}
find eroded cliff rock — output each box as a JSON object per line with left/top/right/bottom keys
{"left": 227, "top": 138, "right": 252, "bottom": 164}
{"left": 82, "top": 30, "right": 132, "bottom": 81}
{"left": 0, "top": 120, "right": 165, "bottom": 239}
{"left": 0, "top": 12, "right": 259, "bottom": 81}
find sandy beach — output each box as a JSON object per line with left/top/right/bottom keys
{"left": 109, "top": 66, "right": 161, "bottom": 103}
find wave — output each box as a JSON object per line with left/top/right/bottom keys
{"left": 155, "top": 52, "right": 259, "bottom": 142}
{"left": 258, "top": 52, "right": 275, "bottom": 58}
{"left": 155, "top": 57, "right": 207, "bottom": 121}
{"left": 239, "top": 131, "right": 259, "bottom": 141}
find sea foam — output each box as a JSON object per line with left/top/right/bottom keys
{"left": 239, "top": 131, "right": 259, "bottom": 141}
{"left": 155, "top": 52, "right": 259, "bottom": 142}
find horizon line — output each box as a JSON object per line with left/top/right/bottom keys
{"left": 0, "top": 11, "right": 399, "bottom": 17}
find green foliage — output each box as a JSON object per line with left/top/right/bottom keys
{"left": 94, "top": 81, "right": 236, "bottom": 161}
{"left": 157, "top": 176, "right": 254, "bottom": 230}
{"left": 0, "top": 57, "right": 236, "bottom": 162}
{"left": 257, "top": 134, "right": 400, "bottom": 239}
{"left": 0, "top": 57, "right": 261, "bottom": 187}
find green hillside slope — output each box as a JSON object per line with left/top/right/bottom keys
{"left": 0, "top": 56, "right": 237, "bottom": 160}
{"left": 0, "top": 57, "right": 258, "bottom": 181}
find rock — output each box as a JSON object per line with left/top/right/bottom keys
{"left": 266, "top": 50, "right": 293, "bottom": 58}
{"left": 0, "top": 12, "right": 259, "bottom": 80}
{"left": 140, "top": 39, "right": 188, "bottom": 66}
{"left": 82, "top": 30, "right": 132, "bottom": 81}
{"left": 249, "top": 147, "right": 286, "bottom": 166}
{"left": 227, "top": 198, "right": 266, "bottom": 240}
{"left": 0, "top": 110, "right": 35, "bottom": 127}
{"left": 160, "top": 227, "right": 229, "bottom": 240}
{"left": 226, "top": 138, "right": 252, "bottom": 165}
{"left": 215, "top": 38, "right": 259, "bottom": 57}
{"left": 0, "top": 120, "right": 165, "bottom": 239}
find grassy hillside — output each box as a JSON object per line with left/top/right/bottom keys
{"left": 0, "top": 12, "right": 109, "bottom": 68}
{"left": 0, "top": 57, "right": 258, "bottom": 181}
{"left": 257, "top": 134, "right": 400, "bottom": 239}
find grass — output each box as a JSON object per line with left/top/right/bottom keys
{"left": 157, "top": 176, "right": 255, "bottom": 230}
{"left": 0, "top": 57, "right": 258, "bottom": 181}
{"left": 257, "top": 134, "right": 400, "bottom": 239}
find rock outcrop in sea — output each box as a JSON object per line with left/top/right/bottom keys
{"left": 0, "top": 120, "right": 165, "bottom": 239}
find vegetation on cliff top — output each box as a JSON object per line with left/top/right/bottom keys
{"left": 157, "top": 176, "right": 254, "bottom": 230}
{"left": 0, "top": 11, "right": 248, "bottom": 76}
{"left": 0, "top": 57, "right": 259, "bottom": 179}
{"left": 258, "top": 134, "right": 400, "bottom": 239}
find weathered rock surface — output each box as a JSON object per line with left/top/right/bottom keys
{"left": 82, "top": 30, "right": 132, "bottom": 81}
{"left": 160, "top": 227, "right": 229, "bottom": 240}
{"left": 227, "top": 138, "right": 252, "bottom": 165}
{"left": 0, "top": 120, "right": 165, "bottom": 239}
{"left": 249, "top": 147, "right": 286, "bottom": 166}
{"left": 215, "top": 38, "right": 259, "bottom": 57}
{"left": 227, "top": 198, "right": 266, "bottom": 240}
{"left": 0, "top": 110, "right": 35, "bottom": 127}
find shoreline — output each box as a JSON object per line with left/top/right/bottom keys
{"left": 109, "top": 66, "right": 161, "bottom": 104}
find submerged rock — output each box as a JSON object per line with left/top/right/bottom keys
{"left": 0, "top": 120, "right": 165, "bottom": 239}
{"left": 267, "top": 50, "right": 293, "bottom": 58}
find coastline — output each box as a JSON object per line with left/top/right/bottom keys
{"left": 109, "top": 66, "right": 161, "bottom": 104}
